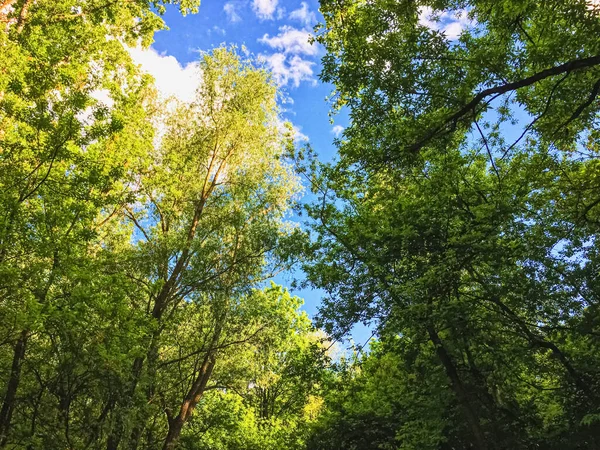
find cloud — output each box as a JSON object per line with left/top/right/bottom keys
{"left": 418, "top": 7, "right": 473, "bottom": 40}
{"left": 127, "top": 46, "right": 201, "bottom": 103}
{"left": 331, "top": 125, "right": 344, "bottom": 137}
{"left": 257, "top": 23, "right": 319, "bottom": 87}
{"left": 223, "top": 2, "right": 241, "bottom": 22}
{"left": 276, "top": 119, "right": 308, "bottom": 143}
{"left": 91, "top": 89, "right": 114, "bottom": 109}
{"left": 258, "top": 25, "right": 316, "bottom": 56}
{"left": 289, "top": 2, "right": 316, "bottom": 26}
{"left": 76, "top": 89, "right": 115, "bottom": 125}
{"left": 292, "top": 124, "right": 309, "bottom": 142}
{"left": 209, "top": 25, "right": 226, "bottom": 36}
{"left": 252, "top": 0, "right": 278, "bottom": 20}
{"left": 260, "top": 53, "right": 315, "bottom": 87}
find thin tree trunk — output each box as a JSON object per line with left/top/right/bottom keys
{"left": 162, "top": 318, "right": 224, "bottom": 450}
{"left": 15, "top": 0, "right": 31, "bottom": 32}
{"left": 162, "top": 354, "right": 217, "bottom": 450}
{"left": 1, "top": 255, "right": 58, "bottom": 446}
{"left": 26, "top": 386, "right": 44, "bottom": 450}
{"left": 120, "top": 185, "right": 219, "bottom": 450}
{"left": 0, "top": 330, "right": 28, "bottom": 447}
{"left": 106, "top": 352, "right": 148, "bottom": 450}
{"left": 107, "top": 424, "right": 122, "bottom": 450}
{"left": 427, "top": 324, "right": 488, "bottom": 450}
{"left": 128, "top": 341, "right": 161, "bottom": 450}
{"left": 107, "top": 270, "right": 180, "bottom": 450}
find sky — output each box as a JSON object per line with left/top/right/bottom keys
{"left": 129, "top": 0, "right": 474, "bottom": 346}
{"left": 132, "top": 0, "right": 345, "bottom": 162}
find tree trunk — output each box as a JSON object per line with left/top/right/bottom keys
{"left": 128, "top": 341, "right": 161, "bottom": 450}
{"left": 161, "top": 354, "right": 217, "bottom": 450}
{"left": 107, "top": 278, "right": 175, "bottom": 450}
{"left": 0, "top": 330, "right": 28, "bottom": 447}
{"left": 16, "top": 0, "right": 31, "bottom": 32}
{"left": 427, "top": 324, "right": 488, "bottom": 450}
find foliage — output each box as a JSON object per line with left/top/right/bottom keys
{"left": 4, "top": 0, "right": 600, "bottom": 449}
{"left": 0, "top": 1, "right": 323, "bottom": 447}
{"left": 302, "top": 0, "right": 600, "bottom": 449}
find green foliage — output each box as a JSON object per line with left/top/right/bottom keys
{"left": 4, "top": 0, "right": 600, "bottom": 449}
{"left": 302, "top": 0, "right": 600, "bottom": 449}
{"left": 309, "top": 342, "right": 453, "bottom": 450}
{"left": 0, "top": 2, "right": 323, "bottom": 448}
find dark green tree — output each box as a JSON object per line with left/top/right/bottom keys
{"left": 303, "top": 0, "right": 600, "bottom": 448}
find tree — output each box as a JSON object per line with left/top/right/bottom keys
{"left": 0, "top": 0, "right": 179, "bottom": 442}
{"left": 178, "top": 286, "right": 327, "bottom": 450}
{"left": 99, "top": 47, "right": 304, "bottom": 450}
{"left": 302, "top": 0, "right": 600, "bottom": 448}
{"left": 308, "top": 341, "right": 453, "bottom": 450}
{"left": 1, "top": 1, "right": 327, "bottom": 443}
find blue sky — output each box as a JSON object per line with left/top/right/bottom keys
{"left": 137, "top": 0, "right": 345, "bottom": 166}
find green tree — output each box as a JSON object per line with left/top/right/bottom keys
{"left": 308, "top": 341, "right": 452, "bottom": 450}
{"left": 98, "top": 47, "right": 304, "bottom": 450}
{"left": 0, "top": 0, "right": 182, "bottom": 443}
{"left": 302, "top": 0, "right": 600, "bottom": 448}
{"left": 178, "top": 286, "right": 327, "bottom": 450}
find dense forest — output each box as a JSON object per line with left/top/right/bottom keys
{"left": 1, "top": 0, "right": 600, "bottom": 448}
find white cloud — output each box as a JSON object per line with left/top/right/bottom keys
{"left": 90, "top": 89, "right": 114, "bottom": 109}
{"left": 127, "top": 46, "right": 201, "bottom": 103}
{"left": 223, "top": 2, "right": 241, "bottom": 23}
{"left": 260, "top": 53, "right": 315, "bottom": 87}
{"left": 252, "top": 0, "right": 278, "bottom": 20}
{"left": 276, "top": 119, "right": 308, "bottom": 143}
{"left": 76, "top": 89, "right": 115, "bottom": 125}
{"left": 258, "top": 25, "right": 316, "bottom": 56}
{"left": 258, "top": 24, "right": 319, "bottom": 88}
{"left": 331, "top": 125, "right": 344, "bottom": 137}
{"left": 289, "top": 2, "right": 316, "bottom": 26}
{"left": 418, "top": 7, "right": 473, "bottom": 40}
{"left": 209, "top": 25, "right": 226, "bottom": 36}
{"left": 292, "top": 124, "right": 309, "bottom": 142}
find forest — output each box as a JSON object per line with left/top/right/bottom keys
{"left": 1, "top": 0, "right": 600, "bottom": 448}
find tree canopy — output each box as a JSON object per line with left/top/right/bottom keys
{"left": 2, "top": 0, "right": 600, "bottom": 449}
{"left": 301, "top": 0, "right": 600, "bottom": 448}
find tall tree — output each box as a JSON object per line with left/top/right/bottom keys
{"left": 0, "top": 0, "right": 200, "bottom": 446}
{"left": 99, "top": 47, "right": 303, "bottom": 450}
{"left": 302, "top": 0, "right": 600, "bottom": 448}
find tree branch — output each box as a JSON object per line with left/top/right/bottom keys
{"left": 408, "top": 54, "right": 600, "bottom": 153}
